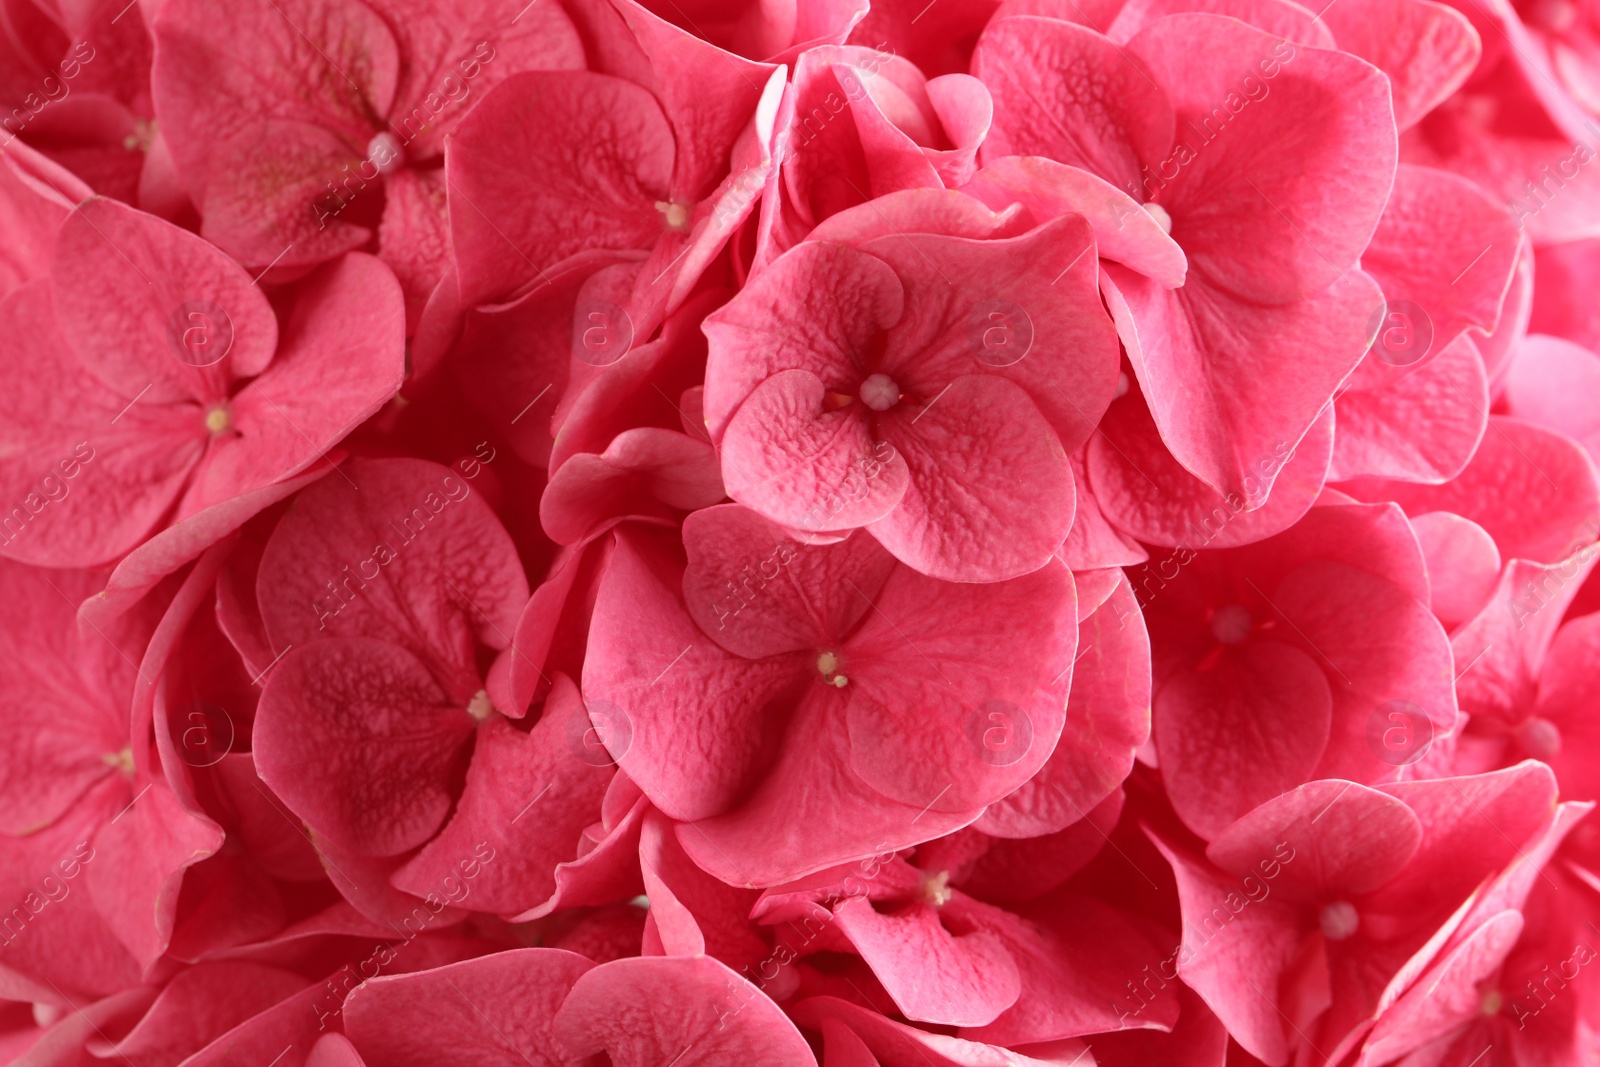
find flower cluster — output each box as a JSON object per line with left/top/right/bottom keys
{"left": 3, "top": 0, "right": 1600, "bottom": 1064}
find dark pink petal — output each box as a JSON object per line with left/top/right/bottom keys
{"left": 684, "top": 716, "right": 981, "bottom": 886}
{"left": 584, "top": 530, "right": 810, "bottom": 822}
{"left": 187, "top": 253, "right": 405, "bottom": 514}
{"left": 1091, "top": 986, "right": 1229, "bottom": 1067}
{"left": 1106, "top": 259, "right": 1382, "bottom": 504}
{"left": 1359, "top": 910, "right": 1524, "bottom": 1066}
{"left": 256, "top": 457, "right": 526, "bottom": 678}
{"left": 1242, "top": 499, "right": 1434, "bottom": 605}
{"left": 869, "top": 374, "right": 1075, "bottom": 580}
{"left": 1147, "top": 830, "right": 1304, "bottom": 1066}
{"left": 1359, "top": 165, "right": 1520, "bottom": 355}
{"left": 87, "top": 779, "right": 223, "bottom": 969}
{"left": 1451, "top": 557, "right": 1595, "bottom": 731}
{"left": 0, "top": 281, "right": 200, "bottom": 567}
{"left": 1206, "top": 779, "right": 1422, "bottom": 902}
{"left": 109, "top": 962, "right": 307, "bottom": 1067}
{"left": 1061, "top": 450, "right": 1147, "bottom": 569}
{"left": 1330, "top": 334, "right": 1489, "bottom": 484}
{"left": 1317, "top": 0, "right": 1478, "bottom": 129}
{"left": 843, "top": 558, "right": 1077, "bottom": 811}
{"left": 832, "top": 897, "right": 1022, "bottom": 1026}
{"left": 1411, "top": 70, "right": 1600, "bottom": 245}
{"left": 1343, "top": 416, "right": 1600, "bottom": 565}
{"left": 974, "top": 574, "right": 1148, "bottom": 837}
{"left": 1530, "top": 239, "right": 1600, "bottom": 352}
{"left": 963, "top": 156, "right": 1188, "bottom": 287}
{"left": 310, "top": 828, "right": 465, "bottom": 927}
{"left": 10, "top": 987, "right": 155, "bottom": 1066}
{"left": 376, "top": 168, "right": 450, "bottom": 331}
{"left": 447, "top": 71, "right": 674, "bottom": 307}
{"left": 451, "top": 252, "right": 638, "bottom": 469}
{"left": 974, "top": 16, "right": 1175, "bottom": 195}
{"left": 255, "top": 638, "right": 475, "bottom": 856}
{"left": 0, "top": 780, "right": 141, "bottom": 999}
{"left": 720, "top": 369, "right": 910, "bottom": 532}
{"left": 1273, "top": 559, "right": 1456, "bottom": 783}
{"left": 80, "top": 460, "right": 336, "bottom": 628}
{"left": 151, "top": 0, "right": 398, "bottom": 268}
{"left": 0, "top": 565, "right": 131, "bottom": 834}
{"left": 511, "top": 789, "right": 650, "bottom": 923}
{"left": 309, "top": 1034, "right": 367, "bottom": 1067}
{"left": 586, "top": 0, "right": 777, "bottom": 198}
{"left": 392, "top": 676, "right": 613, "bottom": 915}
{"left": 639, "top": 808, "right": 767, "bottom": 966}
{"left": 1409, "top": 511, "right": 1500, "bottom": 627}
{"left": 945, "top": 791, "right": 1124, "bottom": 903}
{"left": 860, "top": 217, "right": 1119, "bottom": 460}
{"left": 1533, "top": 614, "right": 1600, "bottom": 802}
{"left": 541, "top": 428, "right": 725, "bottom": 545}
{"left": 1371, "top": 762, "right": 1560, "bottom": 926}
{"left": 344, "top": 949, "right": 593, "bottom": 1067}
{"left": 795, "top": 994, "right": 1093, "bottom": 1066}
{"left": 703, "top": 240, "right": 904, "bottom": 440}
{"left": 362, "top": 0, "right": 584, "bottom": 157}
{"left": 682, "top": 504, "right": 896, "bottom": 661}
{"left": 0, "top": 139, "right": 88, "bottom": 297}
{"left": 1129, "top": 16, "right": 1397, "bottom": 304}
{"left": 1477, "top": 234, "right": 1535, "bottom": 393}
{"left": 553, "top": 956, "right": 818, "bottom": 1066}
{"left": 1089, "top": 379, "right": 1333, "bottom": 548}
{"left": 803, "top": 187, "right": 1027, "bottom": 246}
{"left": 959, "top": 894, "right": 1180, "bottom": 1043}
{"left": 1155, "top": 641, "right": 1332, "bottom": 839}
{"left": 551, "top": 286, "right": 720, "bottom": 472}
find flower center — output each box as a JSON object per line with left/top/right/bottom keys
{"left": 102, "top": 747, "right": 134, "bottom": 776}
{"left": 816, "top": 651, "right": 848, "bottom": 688}
{"left": 467, "top": 689, "right": 495, "bottom": 720}
{"left": 1319, "top": 900, "right": 1360, "bottom": 941}
{"left": 920, "top": 870, "right": 952, "bottom": 907}
{"left": 1517, "top": 716, "right": 1562, "bottom": 760}
{"left": 204, "top": 405, "right": 232, "bottom": 435}
{"left": 367, "top": 132, "right": 405, "bottom": 175}
{"left": 1143, "top": 202, "right": 1173, "bottom": 233}
{"left": 859, "top": 373, "right": 900, "bottom": 412}
{"left": 122, "top": 118, "right": 157, "bottom": 153}
{"left": 1481, "top": 988, "right": 1504, "bottom": 1015}
{"left": 655, "top": 200, "right": 692, "bottom": 231}
{"left": 1210, "top": 604, "right": 1252, "bottom": 645}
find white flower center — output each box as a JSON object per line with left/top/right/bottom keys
{"left": 204, "top": 405, "right": 232, "bottom": 434}
{"left": 859, "top": 373, "right": 900, "bottom": 412}
{"left": 1210, "top": 604, "right": 1252, "bottom": 645}
{"left": 367, "top": 132, "right": 405, "bottom": 174}
{"left": 1319, "top": 900, "right": 1360, "bottom": 941}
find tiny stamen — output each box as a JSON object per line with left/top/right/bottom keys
{"left": 467, "top": 689, "right": 495, "bottom": 720}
